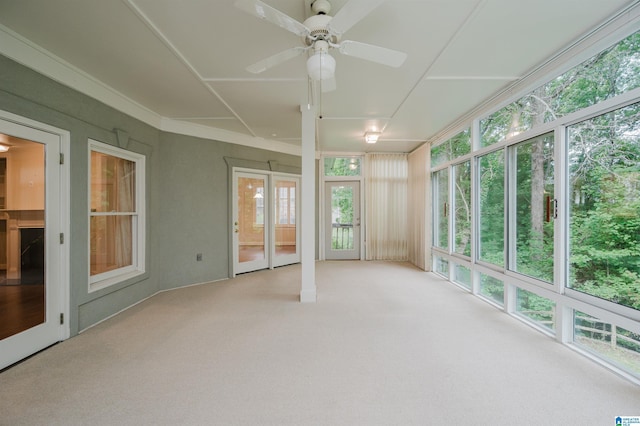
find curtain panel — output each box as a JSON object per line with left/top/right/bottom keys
{"left": 408, "top": 144, "right": 429, "bottom": 270}
{"left": 365, "top": 153, "right": 408, "bottom": 260}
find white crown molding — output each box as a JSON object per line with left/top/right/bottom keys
{"left": 0, "top": 24, "right": 301, "bottom": 157}
{"left": 161, "top": 118, "right": 302, "bottom": 156}
{"left": 0, "top": 24, "right": 162, "bottom": 129}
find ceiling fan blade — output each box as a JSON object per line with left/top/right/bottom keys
{"left": 321, "top": 76, "right": 337, "bottom": 93}
{"left": 327, "top": 0, "right": 385, "bottom": 37}
{"left": 338, "top": 40, "right": 407, "bottom": 68}
{"left": 235, "top": 0, "right": 309, "bottom": 37}
{"left": 246, "top": 47, "right": 308, "bottom": 74}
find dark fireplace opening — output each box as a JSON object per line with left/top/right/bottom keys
{"left": 20, "top": 228, "right": 44, "bottom": 285}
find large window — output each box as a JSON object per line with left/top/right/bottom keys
{"left": 427, "top": 25, "right": 640, "bottom": 382}
{"left": 478, "top": 149, "right": 505, "bottom": 267}
{"left": 510, "top": 133, "right": 555, "bottom": 283}
{"left": 568, "top": 103, "right": 640, "bottom": 311}
{"left": 432, "top": 168, "right": 448, "bottom": 250}
{"left": 453, "top": 161, "right": 471, "bottom": 257}
{"left": 89, "top": 140, "right": 145, "bottom": 290}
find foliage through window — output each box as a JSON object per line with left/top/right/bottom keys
{"left": 324, "top": 157, "right": 361, "bottom": 176}
{"left": 478, "top": 150, "right": 505, "bottom": 267}
{"left": 568, "top": 103, "right": 640, "bottom": 311}
{"left": 481, "top": 31, "right": 640, "bottom": 147}
{"left": 431, "top": 128, "right": 471, "bottom": 167}
{"left": 453, "top": 161, "right": 471, "bottom": 257}
{"left": 512, "top": 133, "right": 555, "bottom": 283}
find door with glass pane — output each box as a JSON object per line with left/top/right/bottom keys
{"left": 272, "top": 175, "right": 300, "bottom": 267}
{"left": 233, "top": 172, "right": 269, "bottom": 274}
{"left": 325, "top": 181, "right": 360, "bottom": 260}
{"left": 0, "top": 123, "right": 64, "bottom": 371}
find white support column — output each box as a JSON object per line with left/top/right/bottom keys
{"left": 300, "top": 103, "right": 317, "bottom": 303}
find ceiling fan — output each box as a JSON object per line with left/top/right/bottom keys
{"left": 235, "top": 0, "right": 407, "bottom": 91}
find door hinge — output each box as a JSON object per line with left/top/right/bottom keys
{"left": 59, "top": 233, "right": 64, "bottom": 244}
{"left": 59, "top": 153, "right": 64, "bottom": 165}
{"left": 59, "top": 313, "right": 64, "bottom": 325}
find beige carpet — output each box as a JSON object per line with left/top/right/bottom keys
{"left": 0, "top": 261, "right": 639, "bottom": 425}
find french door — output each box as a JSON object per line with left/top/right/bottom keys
{"left": 272, "top": 175, "right": 300, "bottom": 268}
{"left": 325, "top": 181, "right": 360, "bottom": 260}
{"left": 0, "top": 115, "right": 67, "bottom": 371}
{"left": 232, "top": 170, "right": 300, "bottom": 275}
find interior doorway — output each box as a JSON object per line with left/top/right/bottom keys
{"left": 232, "top": 170, "right": 301, "bottom": 275}
{"left": 0, "top": 114, "right": 69, "bottom": 371}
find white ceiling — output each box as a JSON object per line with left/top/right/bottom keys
{"left": 0, "top": 0, "right": 634, "bottom": 154}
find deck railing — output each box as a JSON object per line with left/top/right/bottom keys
{"left": 331, "top": 224, "right": 353, "bottom": 250}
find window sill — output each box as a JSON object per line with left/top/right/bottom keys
{"left": 89, "top": 269, "right": 145, "bottom": 294}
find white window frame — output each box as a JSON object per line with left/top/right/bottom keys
{"left": 88, "top": 139, "right": 146, "bottom": 292}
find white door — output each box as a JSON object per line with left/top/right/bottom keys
{"left": 272, "top": 175, "right": 300, "bottom": 267}
{"left": 325, "top": 181, "right": 360, "bottom": 260}
{"left": 0, "top": 118, "right": 67, "bottom": 370}
{"left": 233, "top": 171, "right": 270, "bottom": 274}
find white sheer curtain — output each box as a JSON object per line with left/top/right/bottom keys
{"left": 408, "top": 144, "right": 430, "bottom": 270}
{"left": 116, "top": 159, "right": 134, "bottom": 268}
{"left": 365, "top": 153, "right": 408, "bottom": 260}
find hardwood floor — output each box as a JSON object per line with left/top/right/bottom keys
{"left": 0, "top": 283, "right": 45, "bottom": 341}
{"left": 239, "top": 245, "right": 296, "bottom": 263}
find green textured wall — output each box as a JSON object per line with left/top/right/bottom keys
{"left": 0, "top": 54, "right": 302, "bottom": 335}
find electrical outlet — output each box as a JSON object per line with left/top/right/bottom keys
{"left": 196, "top": 253, "right": 202, "bottom": 261}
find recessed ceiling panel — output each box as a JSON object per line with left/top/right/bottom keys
{"left": 428, "top": 0, "right": 633, "bottom": 78}
{"left": 0, "top": 0, "right": 233, "bottom": 118}
{"left": 386, "top": 77, "right": 508, "bottom": 141}
{"left": 209, "top": 80, "right": 308, "bottom": 140}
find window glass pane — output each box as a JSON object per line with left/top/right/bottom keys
{"left": 255, "top": 187, "right": 264, "bottom": 225}
{"left": 479, "top": 273, "right": 504, "bottom": 306}
{"left": 434, "top": 255, "right": 449, "bottom": 277}
{"left": 90, "top": 215, "right": 133, "bottom": 275}
{"left": 568, "top": 103, "right": 640, "bottom": 311}
{"left": 430, "top": 142, "right": 450, "bottom": 167}
{"left": 433, "top": 169, "right": 449, "bottom": 250}
{"left": 453, "top": 161, "right": 471, "bottom": 256}
{"left": 480, "top": 30, "right": 640, "bottom": 147}
{"left": 513, "top": 133, "right": 554, "bottom": 282}
{"left": 324, "top": 157, "right": 361, "bottom": 176}
{"left": 453, "top": 264, "right": 471, "bottom": 290}
{"left": 290, "top": 186, "right": 295, "bottom": 225}
{"left": 574, "top": 311, "right": 640, "bottom": 378}
{"left": 91, "top": 151, "right": 135, "bottom": 213}
{"left": 331, "top": 185, "right": 354, "bottom": 250}
{"left": 516, "top": 288, "right": 555, "bottom": 331}
{"left": 451, "top": 129, "right": 471, "bottom": 158}
{"left": 478, "top": 150, "right": 504, "bottom": 266}
{"left": 274, "top": 180, "right": 296, "bottom": 258}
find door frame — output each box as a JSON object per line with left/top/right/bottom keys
{"left": 230, "top": 167, "right": 301, "bottom": 277}
{"left": 271, "top": 174, "right": 301, "bottom": 268}
{"left": 323, "top": 180, "right": 363, "bottom": 260}
{"left": 0, "top": 109, "right": 70, "bottom": 370}
{"left": 232, "top": 170, "right": 270, "bottom": 275}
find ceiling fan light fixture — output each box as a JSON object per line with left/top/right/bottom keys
{"left": 306, "top": 51, "right": 336, "bottom": 81}
{"left": 364, "top": 131, "right": 381, "bottom": 144}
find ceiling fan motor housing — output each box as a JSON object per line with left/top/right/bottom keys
{"left": 303, "top": 14, "right": 338, "bottom": 46}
